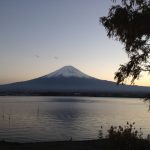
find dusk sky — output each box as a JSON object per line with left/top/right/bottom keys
{"left": 0, "top": 0, "right": 150, "bottom": 86}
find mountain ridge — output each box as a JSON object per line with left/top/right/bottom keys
{"left": 0, "top": 66, "right": 150, "bottom": 97}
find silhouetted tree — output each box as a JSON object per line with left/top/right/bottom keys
{"left": 100, "top": 0, "right": 150, "bottom": 84}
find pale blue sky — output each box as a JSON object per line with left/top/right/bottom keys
{"left": 0, "top": 0, "right": 149, "bottom": 86}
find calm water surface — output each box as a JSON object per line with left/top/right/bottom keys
{"left": 0, "top": 96, "right": 149, "bottom": 142}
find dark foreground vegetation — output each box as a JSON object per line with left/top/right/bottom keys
{"left": 0, "top": 139, "right": 150, "bottom": 150}
{"left": 1, "top": 122, "right": 150, "bottom": 150}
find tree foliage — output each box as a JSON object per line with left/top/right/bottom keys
{"left": 100, "top": 0, "right": 150, "bottom": 84}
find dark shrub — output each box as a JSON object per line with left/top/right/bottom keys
{"left": 99, "top": 122, "right": 150, "bottom": 150}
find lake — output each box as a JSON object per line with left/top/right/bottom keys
{"left": 0, "top": 96, "right": 149, "bottom": 142}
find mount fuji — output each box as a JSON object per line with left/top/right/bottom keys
{"left": 0, "top": 66, "right": 150, "bottom": 97}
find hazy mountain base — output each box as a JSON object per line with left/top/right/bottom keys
{"left": 0, "top": 91, "right": 149, "bottom": 98}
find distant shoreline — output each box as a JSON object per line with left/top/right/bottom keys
{"left": 0, "top": 91, "right": 149, "bottom": 98}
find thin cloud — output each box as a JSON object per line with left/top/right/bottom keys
{"left": 35, "top": 55, "right": 40, "bottom": 58}
{"left": 54, "top": 56, "right": 59, "bottom": 60}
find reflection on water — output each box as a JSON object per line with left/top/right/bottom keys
{"left": 0, "top": 96, "right": 149, "bottom": 142}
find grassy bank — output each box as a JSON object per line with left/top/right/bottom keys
{"left": 0, "top": 140, "right": 104, "bottom": 150}
{"left": 0, "top": 138, "right": 150, "bottom": 150}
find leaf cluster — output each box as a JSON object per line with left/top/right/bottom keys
{"left": 100, "top": 0, "right": 150, "bottom": 84}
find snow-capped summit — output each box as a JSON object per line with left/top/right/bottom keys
{"left": 45, "top": 66, "right": 91, "bottom": 78}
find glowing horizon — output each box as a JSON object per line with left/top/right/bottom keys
{"left": 0, "top": 65, "right": 150, "bottom": 87}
